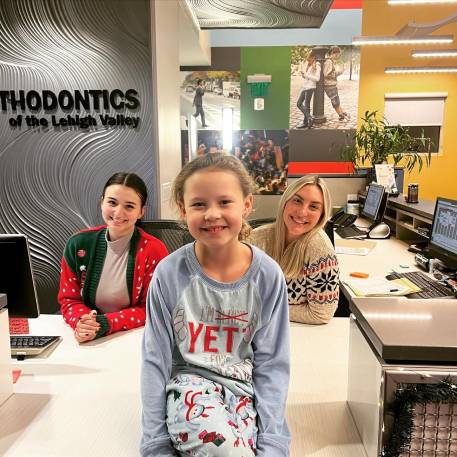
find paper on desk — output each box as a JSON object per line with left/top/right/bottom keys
{"left": 335, "top": 239, "right": 377, "bottom": 256}
{"left": 343, "top": 277, "right": 421, "bottom": 297}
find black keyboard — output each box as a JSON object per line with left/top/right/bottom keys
{"left": 10, "top": 335, "right": 61, "bottom": 358}
{"left": 389, "top": 271, "right": 455, "bottom": 299}
{"left": 335, "top": 225, "right": 367, "bottom": 239}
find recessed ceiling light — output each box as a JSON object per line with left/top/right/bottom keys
{"left": 352, "top": 35, "right": 453, "bottom": 45}
{"left": 385, "top": 66, "right": 457, "bottom": 73}
{"left": 412, "top": 49, "right": 457, "bottom": 57}
{"left": 388, "top": 0, "right": 457, "bottom": 4}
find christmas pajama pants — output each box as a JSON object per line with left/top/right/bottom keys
{"left": 166, "top": 374, "right": 257, "bottom": 457}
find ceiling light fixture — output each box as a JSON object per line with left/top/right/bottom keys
{"left": 388, "top": 0, "right": 457, "bottom": 4}
{"left": 385, "top": 66, "right": 457, "bottom": 73}
{"left": 412, "top": 49, "right": 457, "bottom": 57}
{"left": 354, "top": 11, "right": 457, "bottom": 46}
{"left": 352, "top": 35, "right": 453, "bottom": 45}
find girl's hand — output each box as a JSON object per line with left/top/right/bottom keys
{"left": 74, "top": 311, "right": 100, "bottom": 343}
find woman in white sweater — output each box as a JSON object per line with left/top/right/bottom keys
{"left": 296, "top": 50, "right": 321, "bottom": 129}
{"left": 250, "top": 175, "right": 339, "bottom": 324}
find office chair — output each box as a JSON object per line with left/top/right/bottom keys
{"left": 140, "top": 220, "right": 194, "bottom": 253}
{"left": 248, "top": 218, "right": 276, "bottom": 229}
{"left": 323, "top": 220, "right": 335, "bottom": 247}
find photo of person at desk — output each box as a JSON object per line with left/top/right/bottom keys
{"left": 250, "top": 175, "right": 340, "bottom": 324}
{"left": 58, "top": 172, "right": 168, "bottom": 343}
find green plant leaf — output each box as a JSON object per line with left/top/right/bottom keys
{"left": 341, "top": 110, "right": 432, "bottom": 174}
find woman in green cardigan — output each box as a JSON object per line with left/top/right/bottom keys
{"left": 58, "top": 172, "right": 168, "bottom": 343}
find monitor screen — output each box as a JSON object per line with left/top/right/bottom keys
{"left": 0, "top": 234, "right": 40, "bottom": 318}
{"left": 361, "top": 183, "right": 386, "bottom": 222}
{"left": 428, "top": 197, "right": 457, "bottom": 269}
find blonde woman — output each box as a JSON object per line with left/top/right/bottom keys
{"left": 250, "top": 175, "right": 339, "bottom": 324}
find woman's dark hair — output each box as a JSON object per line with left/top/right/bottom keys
{"left": 102, "top": 172, "right": 148, "bottom": 207}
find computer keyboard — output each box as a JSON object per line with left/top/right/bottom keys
{"left": 388, "top": 271, "right": 455, "bottom": 299}
{"left": 335, "top": 225, "right": 368, "bottom": 239}
{"left": 10, "top": 335, "right": 61, "bottom": 358}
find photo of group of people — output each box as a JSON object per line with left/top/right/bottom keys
{"left": 289, "top": 45, "right": 360, "bottom": 130}
{"left": 236, "top": 130, "right": 288, "bottom": 195}
{"left": 179, "top": 45, "right": 360, "bottom": 193}
{"left": 180, "top": 71, "right": 240, "bottom": 130}
{"left": 181, "top": 129, "right": 289, "bottom": 195}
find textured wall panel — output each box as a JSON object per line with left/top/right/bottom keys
{"left": 187, "top": 0, "right": 332, "bottom": 29}
{"left": 0, "top": 0, "right": 154, "bottom": 313}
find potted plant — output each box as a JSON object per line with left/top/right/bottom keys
{"left": 341, "top": 110, "right": 432, "bottom": 174}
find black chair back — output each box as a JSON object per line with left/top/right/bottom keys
{"left": 324, "top": 220, "right": 335, "bottom": 247}
{"left": 248, "top": 218, "right": 276, "bottom": 229}
{"left": 140, "top": 220, "right": 194, "bottom": 253}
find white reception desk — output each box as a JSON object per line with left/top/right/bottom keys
{"left": 0, "top": 315, "right": 366, "bottom": 457}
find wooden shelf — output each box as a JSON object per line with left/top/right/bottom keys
{"left": 359, "top": 193, "right": 434, "bottom": 243}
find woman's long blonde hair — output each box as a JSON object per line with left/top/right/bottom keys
{"left": 267, "top": 175, "right": 331, "bottom": 277}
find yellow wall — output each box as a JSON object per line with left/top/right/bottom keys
{"left": 359, "top": 1, "right": 457, "bottom": 200}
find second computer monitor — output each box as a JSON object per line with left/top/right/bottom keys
{"left": 0, "top": 234, "right": 40, "bottom": 318}
{"left": 428, "top": 197, "right": 457, "bottom": 269}
{"left": 362, "top": 183, "right": 386, "bottom": 222}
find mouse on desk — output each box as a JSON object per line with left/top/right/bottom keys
{"left": 367, "top": 223, "right": 391, "bottom": 239}
{"left": 385, "top": 272, "right": 399, "bottom": 281}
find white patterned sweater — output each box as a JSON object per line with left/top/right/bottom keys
{"left": 250, "top": 225, "right": 340, "bottom": 324}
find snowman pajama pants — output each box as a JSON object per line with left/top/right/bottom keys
{"left": 166, "top": 374, "right": 258, "bottom": 456}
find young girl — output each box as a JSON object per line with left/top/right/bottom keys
{"left": 296, "top": 50, "right": 321, "bottom": 129}
{"left": 58, "top": 172, "right": 168, "bottom": 342}
{"left": 250, "top": 175, "right": 339, "bottom": 324}
{"left": 141, "top": 154, "right": 290, "bottom": 457}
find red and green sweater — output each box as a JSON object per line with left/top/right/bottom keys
{"left": 58, "top": 225, "right": 168, "bottom": 338}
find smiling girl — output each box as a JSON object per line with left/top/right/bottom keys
{"left": 250, "top": 175, "right": 340, "bottom": 324}
{"left": 141, "top": 153, "right": 290, "bottom": 457}
{"left": 58, "top": 172, "right": 168, "bottom": 343}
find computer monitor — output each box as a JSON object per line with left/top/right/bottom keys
{"left": 428, "top": 197, "right": 457, "bottom": 270}
{"left": 361, "top": 183, "right": 387, "bottom": 222}
{"left": 0, "top": 234, "right": 40, "bottom": 318}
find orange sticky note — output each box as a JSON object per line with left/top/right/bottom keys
{"left": 350, "top": 272, "right": 369, "bottom": 279}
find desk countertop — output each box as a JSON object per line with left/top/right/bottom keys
{"left": 0, "top": 315, "right": 365, "bottom": 457}
{"left": 337, "top": 234, "right": 416, "bottom": 279}
{"left": 350, "top": 297, "right": 457, "bottom": 363}
{"left": 338, "top": 231, "right": 457, "bottom": 364}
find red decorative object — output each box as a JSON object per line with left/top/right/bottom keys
{"left": 288, "top": 161, "right": 355, "bottom": 175}
{"left": 9, "top": 318, "right": 30, "bottom": 335}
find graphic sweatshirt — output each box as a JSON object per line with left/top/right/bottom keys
{"left": 141, "top": 243, "right": 291, "bottom": 457}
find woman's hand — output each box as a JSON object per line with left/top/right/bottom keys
{"left": 74, "top": 310, "right": 100, "bottom": 343}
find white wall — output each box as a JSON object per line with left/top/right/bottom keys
{"left": 150, "top": 0, "right": 182, "bottom": 219}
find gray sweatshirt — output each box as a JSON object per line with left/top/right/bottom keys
{"left": 140, "top": 243, "right": 291, "bottom": 456}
